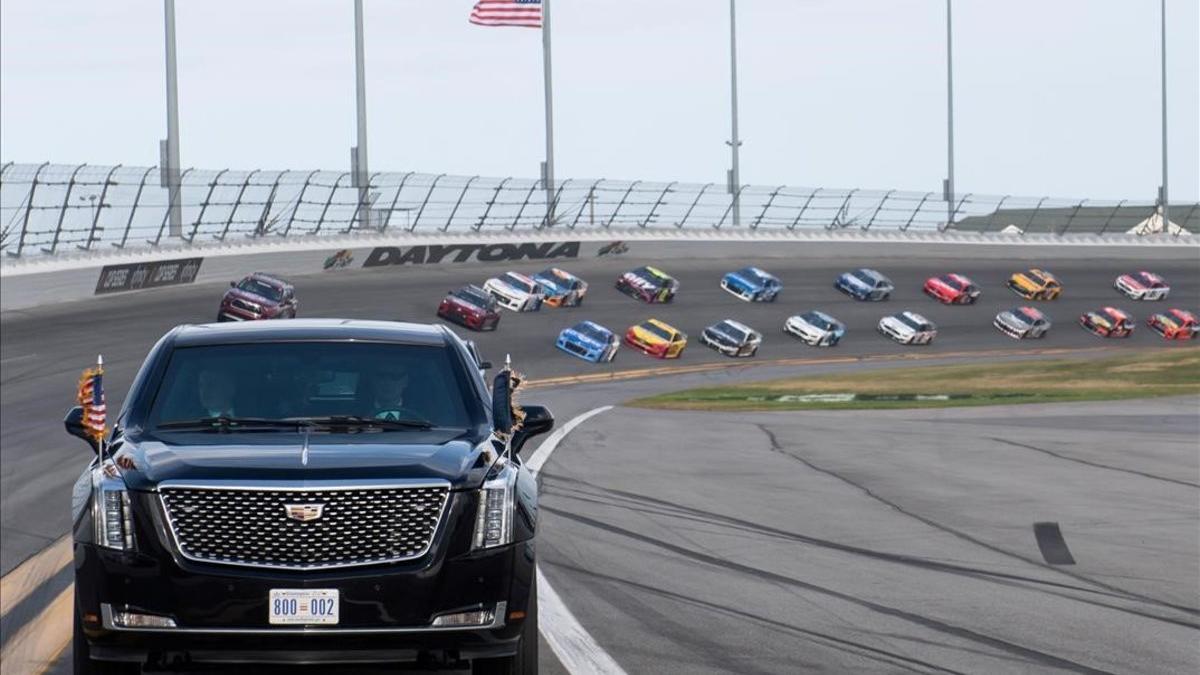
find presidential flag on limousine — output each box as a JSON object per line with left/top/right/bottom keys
{"left": 469, "top": 0, "right": 542, "bottom": 28}
{"left": 77, "top": 355, "right": 107, "bottom": 443}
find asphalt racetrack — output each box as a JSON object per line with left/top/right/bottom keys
{"left": 2, "top": 243, "right": 1198, "bottom": 673}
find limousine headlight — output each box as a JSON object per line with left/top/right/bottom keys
{"left": 93, "top": 462, "right": 134, "bottom": 550}
{"left": 472, "top": 461, "right": 516, "bottom": 550}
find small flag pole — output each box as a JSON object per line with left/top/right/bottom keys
{"left": 541, "top": 0, "right": 556, "bottom": 227}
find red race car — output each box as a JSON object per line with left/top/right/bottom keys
{"left": 923, "top": 273, "right": 981, "bottom": 305}
{"left": 437, "top": 285, "right": 501, "bottom": 331}
{"left": 1147, "top": 309, "right": 1198, "bottom": 340}
{"left": 1079, "top": 307, "right": 1134, "bottom": 338}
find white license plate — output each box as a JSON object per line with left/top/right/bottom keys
{"left": 269, "top": 589, "right": 339, "bottom": 625}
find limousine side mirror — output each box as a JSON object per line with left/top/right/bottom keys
{"left": 230, "top": 281, "right": 236, "bottom": 287}
{"left": 512, "top": 405, "right": 554, "bottom": 456}
{"left": 64, "top": 406, "right": 99, "bottom": 454}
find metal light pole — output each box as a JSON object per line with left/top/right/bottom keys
{"left": 727, "top": 0, "right": 742, "bottom": 226}
{"left": 162, "top": 0, "right": 182, "bottom": 238}
{"left": 944, "top": 0, "right": 955, "bottom": 228}
{"left": 352, "top": 0, "right": 370, "bottom": 228}
{"left": 1159, "top": 0, "right": 1169, "bottom": 228}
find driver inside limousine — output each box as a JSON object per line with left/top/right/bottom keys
{"left": 370, "top": 368, "right": 415, "bottom": 421}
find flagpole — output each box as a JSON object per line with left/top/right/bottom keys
{"left": 728, "top": 0, "right": 741, "bottom": 227}
{"left": 1159, "top": 0, "right": 1169, "bottom": 229}
{"left": 541, "top": 0, "right": 556, "bottom": 227}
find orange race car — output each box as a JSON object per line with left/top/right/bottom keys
{"left": 1146, "top": 309, "right": 1198, "bottom": 340}
{"left": 623, "top": 319, "right": 688, "bottom": 359}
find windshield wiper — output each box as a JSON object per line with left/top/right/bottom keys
{"left": 298, "top": 415, "right": 435, "bottom": 430}
{"left": 156, "top": 416, "right": 317, "bottom": 431}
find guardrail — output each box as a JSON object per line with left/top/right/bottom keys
{"left": 1, "top": 162, "right": 1195, "bottom": 257}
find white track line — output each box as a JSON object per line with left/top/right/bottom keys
{"left": 526, "top": 405, "right": 627, "bottom": 675}
{"left": 526, "top": 405, "right": 613, "bottom": 477}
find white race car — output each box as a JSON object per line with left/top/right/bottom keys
{"left": 1114, "top": 271, "right": 1170, "bottom": 301}
{"left": 878, "top": 311, "right": 937, "bottom": 345}
{"left": 784, "top": 310, "right": 846, "bottom": 347}
{"left": 483, "top": 272, "right": 544, "bottom": 312}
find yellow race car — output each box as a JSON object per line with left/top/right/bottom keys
{"left": 623, "top": 319, "right": 687, "bottom": 359}
{"left": 1006, "top": 268, "right": 1062, "bottom": 300}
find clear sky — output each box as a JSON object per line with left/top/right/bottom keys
{"left": 1, "top": 0, "right": 1196, "bottom": 201}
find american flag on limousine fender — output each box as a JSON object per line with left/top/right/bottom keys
{"left": 77, "top": 355, "right": 107, "bottom": 443}
{"left": 469, "top": 0, "right": 542, "bottom": 28}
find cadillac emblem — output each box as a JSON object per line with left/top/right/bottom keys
{"left": 283, "top": 503, "right": 325, "bottom": 522}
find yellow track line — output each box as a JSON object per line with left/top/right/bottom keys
{"left": 0, "top": 584, "right": 73, "bottom": 675}
{"left": 0, "top": 536, "right": 71, "bottom": 618}
{"left": 527, "top": 345, "right": 1115, "bottom": 389}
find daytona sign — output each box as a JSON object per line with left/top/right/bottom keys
{"left": 363, "top": 241, "right": 580, "bottom": 268}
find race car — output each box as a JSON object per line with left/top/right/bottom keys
{"left": 556, "top": 320, "right": 620, "bottom": 362}
{"left": 878, "top": 311, "right": 937, "bottom": 345}
{"left": 720, "top": 266, "right": 782, "bottom": 302}
{"left": 218, "top": 273, "right": 297, "bottom": 322}
{"left": 616, "top": 266, "right": 679, "bottom": 304}
{"left": 1007, "top": 268, "right": 1061, "bottom": 300}
{"left": 1114, "top": 271, "right": 1170, "bottom": 301}
{"left": 993, "top": 306, "right": 1051, "bottom": 340}
{"left": 835, "top": 268, "right": 894, "bottom": 301}
{"left": 437, "top": 285, "right": 501, "bottom": 331}
{"left": 534, "top": 267, "right": 589, "bottom": 307}
{"left": 700, "top": 319, "right": 763, "bottom": 357}
{"left": 483, "top": 271, "right": 544, "bottom": 312}
{"left": 1146, "top": 309, "right": 1197, "bottom": 340}
{"left": 923, "top": 273, "right": 981, "bottom": 305}
{"left": 1079, "top": 307, "right": 1134, "bottom": 338}
{"left": 624, "top": 319, "right": 687, "bottom": 359}
{"left": 783, "top": 310, "right": 846, "bottom": 347}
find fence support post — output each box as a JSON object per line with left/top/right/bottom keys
{"left": 346, "top": 171, "right": 381, "bottom": 233}
{"left": 865, "top": 190, "right": 895, "bottom": 231}
{"left": 149, "top": 167, "right": 192, "bottom": 246}
{"left": 948, "top": 192, "right": 970, "bottom": 231}
{"left": 1176, "top": 202, "right": 1199, "bottom": 237}
{"left": 1022, "top": 197, "right": 1049, "bottom": 235}
{"left": 217, "top": 169, "right": 259, "bottom": 241}
{"left": 1097, "top": 200, "right": 1126, "bottom": 236}
{"left": 751, "top": 185, "right": 785, "bottom": 230}
{"left": 313, "top": 173, "right": 349, "bottom": 235}
{"left": 642, "top": 182, "right": 675, "bottom": 228}
{"left": 79, "top": 164, "right": 120, "bottom": 250}
{"left": 408, "top": 174, "right": 446, "bottom": 231}
{"left": 114, "top": 166, "right": 155, "bottom": 249}
{"left": 788, "top": 188, "right": 821, "bottom": 231}
{"left": 540, "top": 179, "right": 570, "bottom": 230}
{"left": 186, "top": 168, "right": 228, "bottom": 243}
{"left": 249, "top": 171, "right": 285, "bottom": 238}
{"left": 607, "top": 181, "right": 641, "bottom": 229}
{"left": 1060, "top": 199, "right": 1086, "bottom": 235}
{"left": 475, "top": 178, "right": 512, "bottom": 231}
{"left": 441, "top": 175, "right": 478, "bottom": 232}
{"left": 510, "top": 182, "right": 541, "bottom": 231}
{"left": 981, "top": 195, "right": 1010, "bottom": 233}
{"left": 42, "top": 163, "right": 87, "bottom": 254}
{"left": 570, "top": 179, "right": 604, "bottom": 230}
{"left": 279, "top": 170, "right": 319, "bottom": 237}
{"left": 379, "top": 171, "right": 414, "bottom": 232}
{"left": 828, "top": 189, "right": 858, "bottom": 230}
{"left": 7, "top": 162, "right": 50, "bottom": 257}
{"left": 677, "top": 183, "right": 713, "bottom": 228}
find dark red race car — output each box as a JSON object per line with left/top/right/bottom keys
{"left": 1079, "top": 306, "right": 1134, "bottom": 338}
{"left": 437, "top": 285, "right": 501, "bottom": 331}
{"left": 923, "top": 273, "right": 981, "bottom": 305}
{"left": 218, "top": 273, "right": 296, "bottom": 321}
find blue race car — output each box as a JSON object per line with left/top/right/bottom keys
{"left": 835, "top": 268, "right": 894, "bottom": 301}
{"left": 556, "top": 320, "right": 619, "bottom": 363}
{"left": 720, "top": 266, "right": 782, "bottom": 302}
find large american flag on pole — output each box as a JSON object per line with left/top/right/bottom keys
{"left": 77, "top": 355, "right": 107, "bottom": 444}
{"left": 469, "top": 0, "right": 542, "bottom": 28}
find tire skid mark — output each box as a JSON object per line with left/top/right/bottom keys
{"left": 989, "top": 437, "right": 1200, "bottom": 488}
{"left": 755, "top": 424, "right": 1200, "bottom": 618}
{"left": 541, "top": 505, "right": 1118, "bottom": 675}
{"left": 544, "top": 560, "right": 963, "bottom": 675}
{"left": 541, "top": 475, "right": 1199, "bottom": 629}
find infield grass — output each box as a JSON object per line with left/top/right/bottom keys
{"left": 629, "top": 347, "right": 1200, "bottom": 411}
